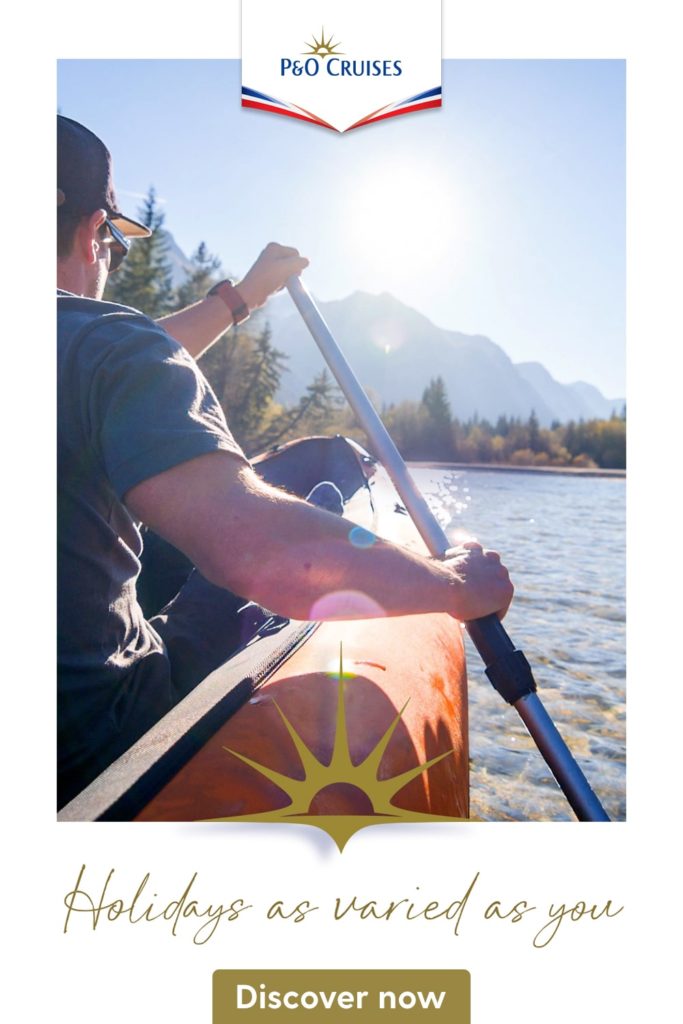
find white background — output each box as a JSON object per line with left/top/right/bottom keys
{"left": 3, "top": 1, "right": 679, "bottom": 1021}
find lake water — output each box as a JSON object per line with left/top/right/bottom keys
{"left": 413, "top": 467, "right": 626, "bottom": 822}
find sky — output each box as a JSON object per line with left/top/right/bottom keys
{"left": 57, "top": 59, "right": 625, "bottom": 397}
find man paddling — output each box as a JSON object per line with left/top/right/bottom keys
{"left": 57, "top": 115, "right": 513, "bottom": 808}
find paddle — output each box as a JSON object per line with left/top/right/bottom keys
{"left": 286, "top": 276, "right": 610, "bottom": 822}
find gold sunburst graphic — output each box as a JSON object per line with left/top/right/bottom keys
{"left": 302, "top": 27, "right": 344, "bottom": 59}
{"left": 209, "top": 647, "right": 465, "bottom": 849}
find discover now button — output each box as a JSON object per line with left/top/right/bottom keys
{"left": 212, "top": 970, "right": 470, "bottom": 1022}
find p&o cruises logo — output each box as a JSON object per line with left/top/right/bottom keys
{"left": 241, "top": 2, "right": 442, "bottom": 134}
{"left": 279, "top": 27, "right": 403, "bottom": 80}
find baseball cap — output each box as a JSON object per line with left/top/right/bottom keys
{"left": 57, "top": 115, "right": 152, "bottom": 238}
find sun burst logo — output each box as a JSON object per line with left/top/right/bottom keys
{"left": 210, "top": 647, "right": 464, "bottom": 850}
{"left": 302, "top": 28, "right": 344, "bottom": 59}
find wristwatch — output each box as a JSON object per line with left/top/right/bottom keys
{"left": 207, "top": 279, "right": 250, "bottom": 326}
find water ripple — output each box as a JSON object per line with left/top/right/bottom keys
{"left": 415, "top": 467, "right": 626, "bottom": 822}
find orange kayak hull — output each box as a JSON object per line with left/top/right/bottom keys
{"left": 136, "top": 612, "right": 468, "bottom": 821}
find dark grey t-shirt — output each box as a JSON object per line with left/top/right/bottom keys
{"left": 57, "top": 291, "right": 247, "bottom": 804}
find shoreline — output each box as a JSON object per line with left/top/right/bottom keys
{"left": 407, "top": 460, "right": 625, "bottom": 479}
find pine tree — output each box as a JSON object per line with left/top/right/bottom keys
{"left": 421, "top": 376, "right": 454, "bottom": 459}
{"left": 528, "top": 410, "right": 540, "bottom": 452}
{"left": 173, "top": 242, "right": 222, "bottom": 309}
{"left": 422, "top": 377, "right": 451, "bottom": 425}
{"left": 199, "top": 322, "right": 290, "bottom": 453}
{"left": 495, "top": 414, "right": 510, "bottom": 437}
{"left": 104, "top": 187, "right": 175, "bottom": 318}
{"left": 262, "top": 369, "right": 344, "bottom": 446}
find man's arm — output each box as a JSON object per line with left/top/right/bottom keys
{"left": 124, "top": 451, "right": 513, "bottom": 623}
{"left": 157, "top": 243, "right": 309, "bottom": 359}
{"left": 156, "top": 293, "right": 241, "bottom": 360}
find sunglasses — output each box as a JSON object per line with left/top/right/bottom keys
{"left": 100, "top": 218, "right": 131, "bottom": 272}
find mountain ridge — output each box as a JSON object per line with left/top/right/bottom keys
{"left": 262, "top": 290, "right": 623, "bottom": 426}
{"left": 163, "top": 235, "right": 623, "bottom": 424}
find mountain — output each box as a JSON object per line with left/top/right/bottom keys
{"left": 567, "top": 380, "right": 625, "bottom": 420}
{"left": 515, "top": 363, "right": 624, "bottom": 422}
{"left": 159, "top": 230, "right": 196, "bottom": 287}
{"left": 263, "top": 291, "right": 623, "bottom": 426}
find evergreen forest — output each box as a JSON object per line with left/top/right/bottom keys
{"left": 105, "top": 190, "right": 625, "bottom": 471}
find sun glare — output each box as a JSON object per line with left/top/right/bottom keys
{"left": 346, "top": 162, "right": 461, "bottom": 284}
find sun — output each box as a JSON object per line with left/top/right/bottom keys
{"left": 303, "top": 28, "right": 344, "bottom": 59}
{"left": 343, "top": 161, "right": 464, "bottom": 289}
{"left": 213, "top": 647, "right": 463, "bottom": 849}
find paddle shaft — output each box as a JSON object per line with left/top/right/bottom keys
{"left": 286, "top": 276, "right": 609, "bottom": 822}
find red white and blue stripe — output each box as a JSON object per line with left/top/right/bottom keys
{"left": 241, "top": 85, "right": 441, "bottom": 133}
{"left": 347, "top": 86, "right": 442, "bottom": 130}
{"left": 241, "top": 86, "right": 337, "bottom": 130}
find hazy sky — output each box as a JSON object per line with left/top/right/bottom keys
{"left": 58, "top": 59, "right": 625, "bottom": 396}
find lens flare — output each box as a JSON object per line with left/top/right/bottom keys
{"left": 309, "top": 590, "right": 386, "bottom": 620}
{"left": 348, "top": 525, "right": 376, "bottom": 548}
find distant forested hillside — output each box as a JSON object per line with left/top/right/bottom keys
{"left": 104, "top": 189, "right": 625, "bottom": 469}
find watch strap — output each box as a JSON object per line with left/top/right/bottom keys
{"left": 207, "top": 279, "right": 250, "bottom": 326}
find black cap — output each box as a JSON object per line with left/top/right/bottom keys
{"left": 57, "top": 115, "right": 152, "bottom": 238}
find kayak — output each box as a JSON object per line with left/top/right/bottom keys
{"left": 58, "top": 435, "right": 468, "bottom": 823}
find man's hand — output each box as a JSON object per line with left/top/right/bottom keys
{"left": 158, "top": 243, "right": 309, "bottom": 358}
{"left": 441, "top": 540, "right": 514, "bottom": 622}
{"left": 237, "top": 242, "right": 309, "bottom": 312}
